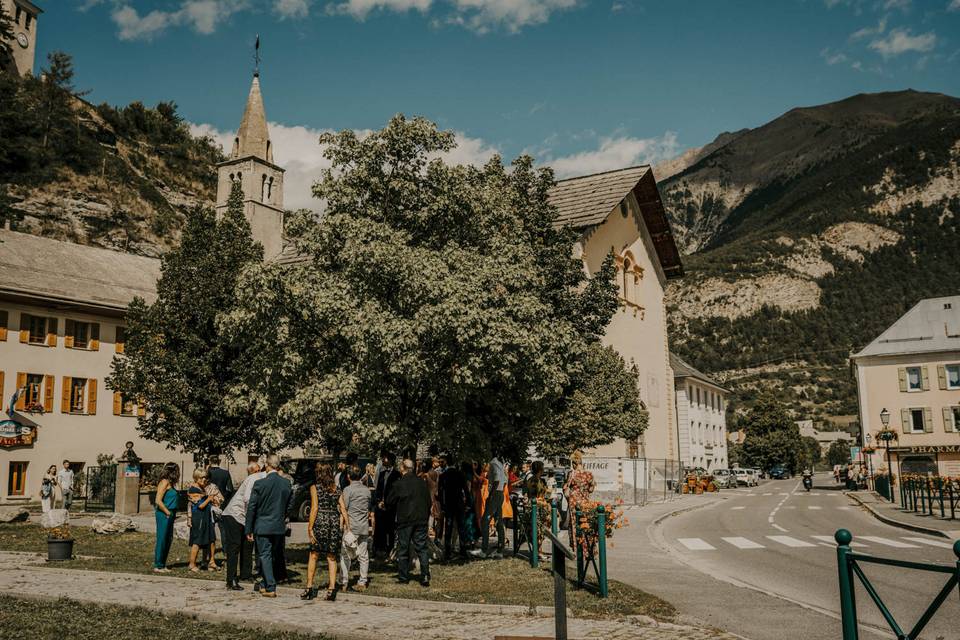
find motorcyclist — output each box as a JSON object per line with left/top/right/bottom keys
{"left": 802, "top": 468, "right": 813, "bottom": 491}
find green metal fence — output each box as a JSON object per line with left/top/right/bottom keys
{"left": 574, "top": 505, "right": 609, "bottom": 598}
{"left": 835, "top": 528, "right": 960, "bottom": 640}
{"left": 899, "top": 477, "right": 958, "bottom": 520}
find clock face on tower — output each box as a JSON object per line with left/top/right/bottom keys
{"left": 16, "top": 32, "right": 28, "bottom": 48}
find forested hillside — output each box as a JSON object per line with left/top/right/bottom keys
{"left": 664, "top": 91, "right": 960, "bottom": 423}
{"left": 0, "top": 53, "right": 220, "bottom": 256}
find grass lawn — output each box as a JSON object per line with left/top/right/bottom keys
{"left": 0, "top": 594, "right": 326, "bottom": 640}
{"left": 0, "top": 522, "right": 675, "bottom": 620}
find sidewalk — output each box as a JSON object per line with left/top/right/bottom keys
{"left": 0, "top": 552, "right": 735, "bottom": 640}
{"left": 847, "top": 491, "right": 960, "bottom": 539}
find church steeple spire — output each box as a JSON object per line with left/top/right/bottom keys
{"left": 231, "top": 73, "right": 272, "bottom": 163}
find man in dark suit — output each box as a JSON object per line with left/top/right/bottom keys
{"left": 373, "top": 452, "right": 401, "bottom": 556}
{"left": 387, "top": 459, "right": 432, "bottom": 586}
{"left": 438, "top": 457, "right": 469, "bottom": 560}
{"left": 206, "top": 455, "right": 235, "bottom": 567}
{"left": 244, "top": 454, "right": 291, "bottom": 597}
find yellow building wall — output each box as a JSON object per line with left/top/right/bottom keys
{"left": 578, "top": 193, "right": 676, "bottom": 461}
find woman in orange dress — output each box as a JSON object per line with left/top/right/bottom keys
{"left": 473, "top": 462, "right": 489, "bottom": 532}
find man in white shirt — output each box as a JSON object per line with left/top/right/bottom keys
{"left": 56, "top": 460, "right": 75, "bottom": 513}
{"left": 479, "top": 455, "right": 507, "bottom": 558}
{"left": 221, "top": 462, "right": 265, "bottom": 590}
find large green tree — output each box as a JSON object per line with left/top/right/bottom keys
{"left": 739, "top": 395, "right": 804, "bottom": 473}
{"left": 109, "top": 182, "right": 263, "bottom": 456}
{"left": 0, "top": 6, "right": 13, "bottom": 71}
{"left": 826, "top": 439, "right": 850, "bottom": 467}
{"left": 221, "top": 115, "right": 637, "bottom": 458}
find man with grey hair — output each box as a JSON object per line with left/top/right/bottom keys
{"left": 386, "top": 458, "right": 432, "bottom": 586}
{"left": 245, "top": 455, "right": 291, "bottom": 597}
{"left": 222, "top": 462, "right": 265, "bottom": 589}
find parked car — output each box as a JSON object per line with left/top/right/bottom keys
{"left": 732, "top": 468, "right": 751, "bottom": 486}
{"left": 768, "top": 465, "right": 792, "bottom": 480}
{"left": 711, "top": 468, "right": 738, "bottom": 489}
{"left": 285, "top": 455, "right": 375, "bottom": 521}
{"left": 744, "top": 469, "right": 760, "bottom": 486}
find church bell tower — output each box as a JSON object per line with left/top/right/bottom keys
{"left": 216, "top": 69, "right": 285, "bottom": 260}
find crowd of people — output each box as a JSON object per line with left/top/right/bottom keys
{"left": 833, "top": 462, "right": 870, "bottom": 490}
{"left": 150, "top": 450, "right": 597, "bottom": 601}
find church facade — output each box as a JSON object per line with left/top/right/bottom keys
{"left": 2, "top": 0, "right": 41, "bottom": 76}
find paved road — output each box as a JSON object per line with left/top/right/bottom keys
{"left": 649, "top": 473, "right": 959, "bottom": 640}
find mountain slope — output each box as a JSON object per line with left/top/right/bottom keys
{"left": 664, "top": 90, "right": 960, "bottom": 421}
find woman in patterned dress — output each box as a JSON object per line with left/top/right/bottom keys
{"left": 302, "top": 463, "right": 348, "bottom": 601}
{"left": 563, "top": 451, "right": 596, "bottom": 547}
{"left": 524, "top": 461, "right": 551, "bottom": 558}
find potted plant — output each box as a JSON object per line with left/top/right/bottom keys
{"left": 47, "top": 524, "right": 74, "bottom": 561}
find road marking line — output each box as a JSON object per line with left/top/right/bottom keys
{"left": 731, "top": 506, "right": 746, "bottom": 510}
{"left": 859, "top": 536, "right": 920, "bottom": 549}
{"left": 766, "top": 535, "right": 817, "bottom": 548}
{"left": 835, "top": 506, "right": 851, "bottom": 510}
{"left": 808, "top": 506, "right": 822, "bottom": 510}
{"left": 810, "top": 535, "right": 867, "bottom": 547}
{"left": 902, "top": 537, "right": 954, "bottom": 549}
{"left": 771, "top": 523, "right": 789, "bottom": 532}
{"left": 763, "top": 492, "right": 772, "bottom": 496}
{"left": 722, "top": 536, "right": 765, "bottom": 549}
{"left": 677, "top": 538, "right": 716, "bottom": 551}
{"left": 779, "top": 493, "right": 790, "bottom": 496}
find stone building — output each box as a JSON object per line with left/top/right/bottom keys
{"left": 2, "top": 0, "right": 41, "bottom": 76}
{"left": 548, "top": 167, "right": 683, "bottom": 461}
{"left": 0, "top": 71, "right": 282, "bottom": 505}
{"left": 851, "top": 295, "right": 960, "bottom": 477}
{"left": 671, "top": 352, "right": 728, "bottom": 470}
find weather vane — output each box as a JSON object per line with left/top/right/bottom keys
{"left": 254, "top": 34, "right": 260, "bottom": 76}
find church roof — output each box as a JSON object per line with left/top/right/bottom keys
{"left": 548, "top": 166, "right": 684, "bottom": 279}
{"left": 0, "top": 230, "right": 160, "bottom": 313}
{"left": 670, "top": 352, "right": 727, "bottom": 392}
{"left": 851, "top": 295, "right": 960, "bottom": 359}
{"left": 232, "top": 74, "right": 272, "bottom": 163}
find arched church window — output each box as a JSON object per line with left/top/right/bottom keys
{"left": 261, "top": 174, "right": 268, "bottom": 202}
{"left": 622, "top": 257, "right": 633, "bottom": 300}
{"left": 267, "top": 176, "right": 274, "bottom": 201}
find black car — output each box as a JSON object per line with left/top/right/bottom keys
{"left": 285, "top": 456, "right": 376, "bottom": 521}
{"left": 768, "top": 465, "right": 791, "bottom": 480}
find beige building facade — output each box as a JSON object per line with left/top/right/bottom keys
{"left": 548, "top": 167, "right": 684, "bottom": 461}
{"left": 851, "top": 295, "right": 960, "bottom": 478}
{"left": 2, "top": 0, "right": 41, "bottom": 76}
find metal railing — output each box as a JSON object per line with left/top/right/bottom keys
{"left": 899, "top": 477, "right": 958, "bottom": 520}
{"left": 573, "top": 504, "right": 608, "bottom": 597}
{"left": 835, "top": 528, "right": 960, "bottom": 640}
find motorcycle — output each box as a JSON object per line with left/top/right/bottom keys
{"left": 802, "top": 475, "right": 813, "bottom": 491}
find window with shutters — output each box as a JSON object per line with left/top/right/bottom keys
{"left": 24, "top": 374, "right": 43, "bottom": 407}
{"left": 0, "top": 310, "right": 7, "bottom": 341}
{"left": 947, "top": 407, "right": 960, "bottom": 433}
{"left": 946, "top": 365, "right": 960, "bottom": 390}
{"left": 65, "top": 320, "right": 100, "bottom": 350}
{"left": 7, "top": 462, "right": 28, "bottom": 496}
{"left": 27, "top": 315, "right": 46, "bottom": 344}
{"left": 115, "top": 326, "right": 126, "bottom": 354}
{"left": 908, "top": 408, "right": 925, "bottom": 433}
{"left": 905, "top": 367, "right": 923, "bottom": 392}
{"left": 70, "top": 378, "right": 87, "bottom": 413}
{"left": 113, "top": 391, "right": 139, "bottom": 417}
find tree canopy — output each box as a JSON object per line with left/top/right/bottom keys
{"left": 221, "top": 115, "right": 641, "bottom": 459}
{"left": 826, "top": 439, "right": 850, "bottom": 467}
{"left": 738, "top": 395, "right": 804, "bottom": 473}
{"left": 108, "top": 182, "right": 263, "bottom": 457}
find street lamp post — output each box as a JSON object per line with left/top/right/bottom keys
{"left": 878, "top": 408, "right": 895, "bottom": 503}
{"left": 864, "top": 432, "right": 873, "bottom": 490}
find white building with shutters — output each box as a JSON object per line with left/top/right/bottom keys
{"left": 851, "top": 295, "right": 960, "bottom": 478}
{"left": 671, "top": 353, "right": 729, "bottom": 471}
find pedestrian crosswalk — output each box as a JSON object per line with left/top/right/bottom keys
{"left": 674, "top": 534, "right": 947, "bottom": 552}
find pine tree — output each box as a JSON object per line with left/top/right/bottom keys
{"left": 108, "top": 182, "right": 264, "bottom": 456}
{"left": 0, "top": 6, "right": 13, "bottom": 71}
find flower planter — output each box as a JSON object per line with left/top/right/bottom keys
{"left": 47, "top": 537, "right": 74, "bottom": 561}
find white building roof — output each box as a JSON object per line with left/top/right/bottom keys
{"left": 851, "top": 295, "right": 960, "bottom": 359}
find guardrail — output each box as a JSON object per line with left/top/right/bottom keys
{"left": 835, "top": 528, "right": 960, "bottom": 640}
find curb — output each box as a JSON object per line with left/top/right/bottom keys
{"left": 846, "top": 492, "right": 952, "bottom": 539}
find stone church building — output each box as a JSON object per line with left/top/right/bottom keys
{"left": 0, "top": 69, "right": 684, "bottom": 505}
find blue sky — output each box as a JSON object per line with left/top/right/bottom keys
{"left": 35, "top": 0, "right": 960, "bottom": 208}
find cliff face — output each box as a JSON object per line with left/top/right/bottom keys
{"left": 662, "top": 90, "right": 960, "bottom": 420}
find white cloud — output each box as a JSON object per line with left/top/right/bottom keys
{"left": 111, "top": 0, "right": 251, "bottom": 41}
{"left": 882, "top": 0, "right": 910, "bottom": 11}
{"left": 850, "top": 16, "right": 886, "bottom": 41}
{"left": 869, "top": 27, "right": 936, "bottom": 57}
{"left": 949, "top": 0, "right": 960, "bottom": 11}
{"left": 190, "top": 121, "right": 500, "bottom": 210}
{"left": 326, "top": 0, "right": 433, "bottom": 20}
{"left": 326, "top": 0, "right": 577, "bottom": 32}
{"left": 820, "top": 47, "right": 849, "bottom": 65}
{"left": 274, "top": 0, "right": 313, "bottom": 17}
{"left": 545, "top": 132, "right": 679, "bottom": 179}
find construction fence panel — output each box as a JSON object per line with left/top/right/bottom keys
{"left": 581, "top": 457, "right": 681, "bottom": 505}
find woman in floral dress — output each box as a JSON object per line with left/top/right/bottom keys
{"left": 302, "top": 463, "right": 347, "bottom": 601}
{"left": 564, "top": 451, "right": 596, "bottom": 547}
{"left": 524, "top": 461, "right": 551, "bottom": 557}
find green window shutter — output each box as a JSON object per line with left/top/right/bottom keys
{"left": 897, "top": 368, "right": 907, "bottom": 392}
{"left": 920, "top": 366, "right": 930, "bottom": 391}
{"left": 922, "top": 407, "right": 933, "bottom": 432}
{"left": 943, "top": 407, "right": 954, "bottom": 432}
{"left": 900, "top": 408, "right": 911, "bottom": 430}
{"left": 937, "top": 366, "right": 947, "bottom": 390}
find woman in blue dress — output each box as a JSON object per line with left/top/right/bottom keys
{"left": 153, "top": 463, "right": 180, "bottom": 573}
{"left": 187, "top": 468, "right": 215, "bottom": 572}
